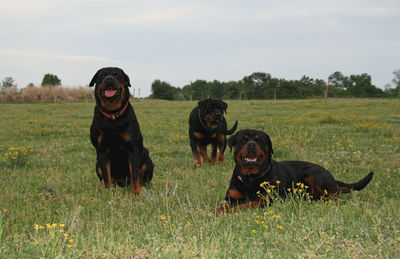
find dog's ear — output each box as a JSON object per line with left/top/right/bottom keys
{"left": 227, "top": 132, "right": 238, "bottom": 152}
{"left": 261, "top": 131, "right": 274, "bottom": 155}
{"left": 89, "top": 70, "right": 100, "bottom": 87}
{"left": 122, "top": 70, "right": 131, "bottom": 87}
{"left": 220, "top": 100, "right": 228, "bottom": 113}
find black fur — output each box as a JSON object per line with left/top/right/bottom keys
{"left": 89, "top": 67, "right": 153, "bottom": 194}
{"left": 188, "top": 98, "right": 238, "bottom": 167}
{"left": 218, "top": 129, "right": 373, "bottom": 213}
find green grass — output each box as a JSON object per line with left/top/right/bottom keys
{"left": 0, "top": 99, "right": 399, "bottom": 258}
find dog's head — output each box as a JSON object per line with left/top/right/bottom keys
{"left": 228, "top": 129, "right": 274, "bottom": 176}
{"left": 198, "top": 99, "right": 228, "bottom": 128}
{"left": 89, "top": 67, "right": 131, "bottom": 112}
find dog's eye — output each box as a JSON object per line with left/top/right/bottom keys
{"left": 244, "top": 135, "right": 249, "bottom": 140}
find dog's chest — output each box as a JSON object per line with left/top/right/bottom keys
{"left": 100, "top": 132, "right": 132, "bottom": 150}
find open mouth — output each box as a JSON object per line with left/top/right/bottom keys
{"left": 239, "top": 153, "right": 263, "bottom": 168}
{"left": 101, "top": 87, "right": 121, "bottom": 100}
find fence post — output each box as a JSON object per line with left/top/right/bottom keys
{"left": 325, "top": 79, "right": 329, "bottom": 99}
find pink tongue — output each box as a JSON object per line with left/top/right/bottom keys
{"left": 105, "top": 89, "right": 116, "bottom": 98}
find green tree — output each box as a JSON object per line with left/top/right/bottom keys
{"left": 384, "top": 69, "right": 400, "bottom": 97}
{"left": 223, "top": 81, "right": 242, "bottom": 99}
{"left": 150, "top": 80, "right": 179, "bottom": 100}
{"left": 278, "top": 79, "right": 300, "bottom": 99}
{"left": 187, "top": 80, "right": 209, "bottom": 100}
{"left": 242, "top": 72, "right": 272, "bottom": 99}
{"left": 392, "top": 69, "right": 400, "bottom": 88}
{"left": 209, "top": 80, "right": 225, "bottom": 99}
{"left": 328, "top": 71, "right": 345, "bottom": 89}
{"left": 1, "top": 77, "right": 17, "bottom": 89}
{"left": 299, "top": 76, "right": 315, "bottom": 98}
{"left": 344, "top": 73, "right": 383, "bottom": 97}
{"left": 41, "top": 74, "right": 61, "bottom": 86}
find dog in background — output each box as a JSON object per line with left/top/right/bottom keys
{"left": 89, "top": 67, "right": 153, "bottom": 194}
{"left": 218, "top": 129, "right": 374, "bottom": 213}
{"left": 189, "top": 98, "right": 238, "bottom": 167}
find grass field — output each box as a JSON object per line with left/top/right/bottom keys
{"left": 0, "top": 99, "right": 399, "bottom": 258}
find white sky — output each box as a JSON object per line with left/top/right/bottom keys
{"left": 1, "top": 0, "right": 399, "bottom": 97}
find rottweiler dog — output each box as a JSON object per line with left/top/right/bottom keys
{"left": 217, "top": 129, "right": 374, "bottom": 213}
{"left": 89, "top": 67, "right": 153, "bottom": 194}
{"left": 189, "top": 98, "right": 238, "bottom": 167}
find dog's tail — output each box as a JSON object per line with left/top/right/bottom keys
{"left": 226, "top": 121, "right": 238, "bottom": 135}
{"left": 337, "top": 171, "right": 374, "bottom": 193}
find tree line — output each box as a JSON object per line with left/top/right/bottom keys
{"left": 150, "top": 70, "right": 400, "bottom": 100}
{"left": 0, "top": 73, "right": 61, "bottom": 91}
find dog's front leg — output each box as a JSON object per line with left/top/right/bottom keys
{"left": 98, "top": 152, "right": 112, "bottom": 188}
{"left": 217, "top": 134, "right": 226, "bottom": 162}
{"left": 210, "top": 141, "right": 218, "bottom": 165}
{"left": 190, "top": 138, "right": 202, "bottom": 167}
{"left": 128, "top": 147, "right": 141, "bottom": 195}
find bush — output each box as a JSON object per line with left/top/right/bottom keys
{"left": 0, "top": 86, "right": 94, "bottom": 102}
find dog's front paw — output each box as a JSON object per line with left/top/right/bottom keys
{"left": 216, "top": 200, "right": 231, "bottom": 215}
{"left": 193, "top": 160, "right": 202, "bottom": 168}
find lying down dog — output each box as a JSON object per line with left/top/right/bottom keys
{"left": 218, "top": 129, "right": 374, "bottom": 214}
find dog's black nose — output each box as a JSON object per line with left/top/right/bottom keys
{"left": 105, "top": 76, "right": 114, "bottom": 84}
{"left": 248, "top": 141, "right": 257, "bottom": 149}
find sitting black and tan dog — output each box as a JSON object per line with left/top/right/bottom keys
{"left": 189, "top": 98, "right": 238, "bottom": 167}
{"left": 89, "top": 67, "right": 153, "bottom": 194}
{"left": 217, "top": 129, "right": 374, "bottom": 213}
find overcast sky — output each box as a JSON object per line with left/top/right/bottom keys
{"left": 1, "top": 0, "right": 399, "bottom": 97}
